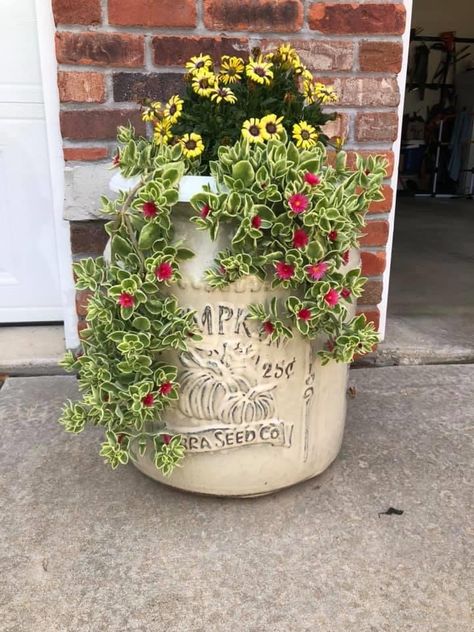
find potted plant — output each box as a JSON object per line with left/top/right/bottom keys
{"left": 59, "top": 45, "right": 386, "bottom": 496}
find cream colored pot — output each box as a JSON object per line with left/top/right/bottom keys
{"left": 111, "top": 176, "right": 355, "bottom": 497}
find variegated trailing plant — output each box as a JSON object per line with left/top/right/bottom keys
{"left": 59, "top": 43, "right": 386, "bottom": 476}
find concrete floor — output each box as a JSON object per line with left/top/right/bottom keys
{"left": 0, "top": 367, "right": 472, "bottom": 631}
{"left": 379, "top": 197, "right": 474, "bottom": 364}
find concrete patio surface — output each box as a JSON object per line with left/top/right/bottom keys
{"left": 0, "top": 365, "right": 472, "bottom": 631}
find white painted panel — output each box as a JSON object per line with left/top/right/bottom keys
{"left": 0, "top": 0, "right": 63, "bottom": 322}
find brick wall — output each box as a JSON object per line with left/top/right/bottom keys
{"left": 53, "top": 0, "right": 407, "bottom": 334}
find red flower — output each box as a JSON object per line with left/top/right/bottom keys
{"left": 341, "top": 288, "right": 351, "bottom": 299}
{"left": 263, "top": 321, "right": 275, "bottom": 335}
{"left": 142, "top": 201, "right": 158, "bottom": 218}
{"left": 274, "top": 261, "right": 295, "bottom": 280}
{"left": 342, "top": 250, "right": 350, "bottom": 265}
{"left": 142, "top": 393, "right": 154, "bottom": 407}
{"left": 326, "top": 339, "right": 335, "bottom": 352}
{"left": 292, "top": 228, "right": 309, "bottom": 249}
{"left": 117, "top": 433, "right": 124, "bottom": 444}
{"left": 162, "top": 434, "right": 172, "bottom": 444}
{"left": 297, "top": 307, "right": 312, "bottom": 321}
{"left": 288, "top": 193, "right": 309, "bottom": 214}
{"left": 112, "top": 152, "right": 120, "bottom": 166}
{"left": 306, "top": 262, "right": 328, "bottom": 281}
{"left": 200, "top": 203, "right": 211, "bottom": 219}
{"left": 304, "top": 172, "right": 320, "bottom": 186}
{"left": 155, "top": 262, "right": 173, "bottom": 282}
{"left": 219, "top": 265, "right": 227, "bottom": 276}
{"left": 324, "top": 288, "right": 340, "bottom": 307}
{"left": 159, "top": 382, "right": 173, "bottom": 396}
{"left": 251, "top": 215, "right": 262, "bottom": 229}
{"left": 118, "top": 292, "right": 135, "bottom": 308}
{"left": 328, "top": 230, "right": 338, "bottom": 242}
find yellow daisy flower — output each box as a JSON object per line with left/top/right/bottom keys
{"left": 164, "top": 95, "right": 183, "bottom": 124}
{"left": 141, "top": 101, "right": 161, "bottom": 122}
{"left": 302, "top": 69, "right": 313, "bottom": 83}
{"left": 153, "top": 119, "right": 173, "bottom": 146}
{"left": 180, "top": 132, "right": 204, "bottom": 158}
{"left": 241, "top": 118, "right": 265, "bottom": 144}
{"left": 261, "top": 114, "right": 284, "bottom": 140}
{"left": 246, "top": 58, "right": 274, "bottom": 86}
{"left": 210, "top": 86, "right": 237, "bottom": 104}
{"left": 292, "top": 121, "right": 319, "bottom": 150}
{"left": 314, "top": 82, "right": 338, "bottom": 104}
{"left": 185, "top": 54, "right": 213, "bottom": 74}
{"left": 277, "top": 43, "right": 297, "bottom": 63}
{"left": 191, "top": 69, "right": 217, "bottom": 97}
{"left": 219, "top": 56, "right": 245, "bottom": 85}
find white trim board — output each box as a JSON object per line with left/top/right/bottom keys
{"left": 35, "top": 0, "right": 79, "bottom": 349}
{"left": 378, "top": 0, "right": 414, "bottom": 339}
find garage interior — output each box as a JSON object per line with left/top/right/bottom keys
{"left": 381, "top": 0, "right": 474, "bottom": 364}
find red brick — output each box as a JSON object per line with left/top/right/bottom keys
{"left": 152, "top": 36, "right": 248, "bottom": 67}
{"left": 52, "top": 0, "right": 101, "bottom": 24}
{"left": 309, "top": 3, "right": 406, "bottom": 35}
{"left": 260, "top": 39, "right": 353, "bottom": 71}
{"left": 70, "top": 221, "right": 108, "bottom": 256}
{"left": 321, "top": 113, "right": 349, "bottom": 140}
{"left": 108, "top": 0, "right": 196, "bottom": 27}
{"left": 361, "top": 251, "right": 386, "bottom": 276}
{"left": 204, "top": 0, "right": 303, "bottom": 32}
{"left": 346, "top": 151, "right": 395, "bottom": 178}
{"left": 359, "top": 221, "right": 389, "bottom": 247}
{"left": 58, "top": 71, "right": 105, "bottom": 103}
{"left": 318, "top": 76, "right": 399, "bottom": 107}
{"left": 55, "top": 32, "right": 144, "bottom": 67}
{"left": 113, "top": 73, "right": 184, "bottom": 102}
{"left": 64, "top": 147, "right": 109, "bottom": 161}
{"left": 360, "top": 280, "right": 383, "bottom": 305}
{"left": 76, "top": 290, "right": 92, "bottom": 317}
{"left": 356, "top": 112, "right": 399, "bottom": 142}
{"left": 359, "top": 41, "right": 403, "bottom": 73}
{"left": 368, "top": 185, "right": 394, "bottom": 213}
{"left": 356, "top": 307, "right": 380, "bottom": 331}
{"left": 61, "top": 110, "right": 144, "bottom": 141}
{"left": 77, "top": 319, "right": 88, "bottom": 337}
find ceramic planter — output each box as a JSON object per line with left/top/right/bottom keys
{"left": 110, "top": 175, "right": 355, "bottom": 497}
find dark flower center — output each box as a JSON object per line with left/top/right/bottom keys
{"left": 169, "top": 104, "right": 176, "bottom": 115}
{"left": 185, "top": 139, "right": 197, "bottom": 150}
{"left": 301, "top": 130, "right": 310, "bottom": 140}
{"left": 199, "top": 79, "right": 209, "bottom": 89}
{"left": 249, "top": 125, "right": 260, "bottom": 137}
{"left": 266, "top": 123, "right": 277, "bottom": 134}
{"left": 254, "top": 66, "right": 266, "bottom": 77}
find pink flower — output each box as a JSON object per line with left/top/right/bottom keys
{"left": 274, "top": 261, "right": 295, "bottom": 280}
{"left": 142, "top": 393, "right": 154, "bottom": 407}
{"left": 292, "top": 228, "right": 309, "bottom": 249}
{"left": 263, "top": 321, "right": 275, "bottom": 335}
{"left": 142, "top": 201, "right": 158, "bottom": 218}
{"left": 306, "top": 262, "right": 328, "bottom": 281}
{"left": 324, "top": 288, "right": 340, "bottom": 307}
{"left": 112, "top": 153, "right": 120, "bottom": 167}
{"left": 118, "top": 292, "right": 135, "bottom": 308}
{"left": 251, "top": 215, "right": 262, "bottom": 229}
{"left": 155, "top": 262, "right": 173, "bottom": 282}
{"left": 200, "top": 204, "right": 211, "bottom": 219}
{"left": 297, "top": 307, "right": 312, "bottom": 321}
{"left": 342, "top": 250, "right": 350, "bottom": 265}
{"left": 159, "top": 382, "right": 173, "bottom": 396}
{"left": 162, "top": 434, "right": 172, "bottom": 444}
{"left": 304, "top": 172, "right": 320, "bottom": 186}
{"left": 326, "top": 339, "right": 335, "bottom": 352}
{"left": 328, "top": 230, "right": 338, "bottom": 242}
{"left": 341, "top": 288, "right": 351, "bottom": 299}
{"left": 288, "top": 193, "right": 309, "bottom": 214}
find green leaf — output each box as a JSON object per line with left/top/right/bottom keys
{"left": 133, "top": 316, "right": 151, "bottom": 331}
{"left": 138, "top": 223, "right": 162, "bottom": 250}
{"left": 111, "top": 235, "right": 132, "bottom": 259}
{"left": 232, "top": 160, "right": 255, "bottom": 186}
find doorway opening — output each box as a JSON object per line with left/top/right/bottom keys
{"left": 384, "top": 0, "right": 474, "bottom": 364}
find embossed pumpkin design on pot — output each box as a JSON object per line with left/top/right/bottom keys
{"left": 219, "top": 384, "right": 276, "bottom": 425}
{"left": 178, "top": 346, "right": 252, "bottom": 423}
